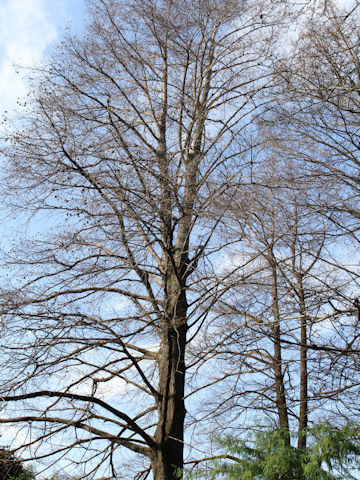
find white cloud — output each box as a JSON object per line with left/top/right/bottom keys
{"left": 0, "top": 421, "right": 32, "bottom": 451}
{"left": 0, "top": 0, "right": 64, "bottom": 111}
{"left": 335, "top": 0, "right": 356, "bottom": 8}
{"left": 70, "top": 373, "right": 132, "bottom": 400}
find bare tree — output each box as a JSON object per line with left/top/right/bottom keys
{"left": 257, "top": 1, "right": 360, "bottom": 429}
{"left": 0, "top": 0, "right": 285, "bottom": 478}
{"left": 269, "top": 0, "right": 360, "bottom": 236}
{"left": 195, "top": 156, "right": 360, "bottom": 450}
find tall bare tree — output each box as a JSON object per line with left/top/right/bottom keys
{"left": 259, "top": 1, "right": 360, "bottom": 429}
{"left": 0, "top": 0, "right": 284, "bottom": 478}
{"left": 269, "top": 0, "right": 360, "bottom": 237}
{"left": 194, "top": 156, "right": 360, "bottom": 452}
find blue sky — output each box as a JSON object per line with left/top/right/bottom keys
{"left": 0, "top": 0, "right": 86, "bottom": 112}
{"left": 0, "top": 0, "right": 355, "bottom": 115}
{"left": 0, "top": 0, "right": 355, "bottom": 117}
{"left": 0, "top": 0, "right": 358, "bottom": 474}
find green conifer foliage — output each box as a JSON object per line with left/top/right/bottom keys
{"left": 0, "top": 449, "right": 34, "bottom": 480}
{"left": 190, "top": 423, "right": 360, "bottom": 480}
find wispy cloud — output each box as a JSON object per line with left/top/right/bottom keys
{"left": 336, "top": 0, "right": 357, "bottom": 8}
{"left": 0, "top": 0, "right": 64, "bottom": 111}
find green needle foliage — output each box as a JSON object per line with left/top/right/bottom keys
{"left": 190, "top": 423, "right": 360, "bottom": 480}
{"left": 0, "top": 448, "right": 34, "bottom": 480}
{"left": 8, "top": 469, "right": 35, "bottom": 480}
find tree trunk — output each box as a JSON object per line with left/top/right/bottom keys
{"left": 150, "top": 440, "right": 184, "bottom": 480}
{"left": 153, "top": 271, "right": 188, "bottom": 479}
{"left": 270, "top": 262, "right": 290, "bottom": 442}
{"left": 297, "top": 275, "right": 308, "bottom": 449}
